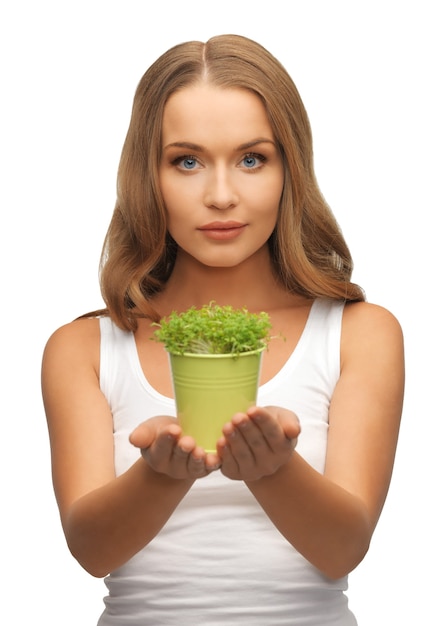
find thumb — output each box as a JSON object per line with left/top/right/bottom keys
{"left": 129, "top": 421, "right": 155, "bottom": 449}
{"left": 129, "top": 416, "right": 180, "bottom": 449}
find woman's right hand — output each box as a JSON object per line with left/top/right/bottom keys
{"left": 129, "top": 416, "right": 221, "bottom": 480}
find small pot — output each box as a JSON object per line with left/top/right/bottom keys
{"left": 169, "top": 348, "right": 265, "bottom": 453}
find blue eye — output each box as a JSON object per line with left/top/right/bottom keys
{"left": 242, "top": 153, "right": 265, "bottom": 169}
{"left": 243, "top": 156, "right": 257, "bottom": 168}
{"left": 181, "top": 157, "right": 197, "bottom": 169}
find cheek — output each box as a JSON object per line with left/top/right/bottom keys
{"left": 256, "top": 166, "right": 284, "bottom": 201}
{"left": 165, "top": 202, "right": 196, "bottom": 241}
{"left": 258, "top": 176, "right": 283, "bottom": 216}
{"left": 161, "top": 177, "right": 199, "bottom": 217}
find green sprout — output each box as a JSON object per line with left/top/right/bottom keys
{"left": 152, "top": 302, "right": 272, "bottom": 355}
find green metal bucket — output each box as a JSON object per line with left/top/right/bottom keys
{"left": 169, "top": 348, "right": 264, "bottom": 453}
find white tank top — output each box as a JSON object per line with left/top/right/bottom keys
{"left": 97, "top": 298, "right": 357, "bottom": 625}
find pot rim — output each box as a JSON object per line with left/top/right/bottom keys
{"left": 167, "top": 346, "right": 266, "bottom": 358}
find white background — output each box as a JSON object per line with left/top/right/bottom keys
{"left": 1, "top": 1, "right": 433, "bottom": 624}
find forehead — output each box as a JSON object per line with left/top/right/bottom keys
{"left": 161, "top": 84, "right": 274, "bottom": 144}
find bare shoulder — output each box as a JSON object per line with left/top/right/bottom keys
{"left": 42, "top": 316, "right": 102, "bottom": 374}
{"left": 45, "top": 315, "right": 101, "bottom": 344}
{"left": 341, "top": 301, "right": 404, "bottom": 365}
{"left": 342, "top": 301, "right": 403, "bottom": 339}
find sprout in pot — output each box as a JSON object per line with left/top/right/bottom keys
{"left": 152, "top": 302, "right": 272, "bottom": 356}
{"left": 152, "top": 302, "right": 273, "bottom": 452}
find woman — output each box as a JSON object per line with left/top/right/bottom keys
{"left": 42, "top": 34, "right": 404, "bottom": 625}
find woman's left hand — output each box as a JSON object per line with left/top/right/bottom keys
{"left": 216, "top": 405, "right": 300, "bottom": 481}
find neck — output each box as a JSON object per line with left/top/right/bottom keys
{"left": 153, "top": 248, "right": 293, "bottom": 315}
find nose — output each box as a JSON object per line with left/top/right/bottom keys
{"left": 203, "top": 166, "right": 239, "bottom": 210}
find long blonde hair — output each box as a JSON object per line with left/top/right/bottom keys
{"left": 98, "top": 34, "right": 364, "bottom": 329}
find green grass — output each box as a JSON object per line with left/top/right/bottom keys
{"left": 152, "top": 302, "right": 272, "bottom": 355}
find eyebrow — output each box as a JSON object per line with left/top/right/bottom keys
{"left": 162, "top": 138, "right": 277, "bottom": 152}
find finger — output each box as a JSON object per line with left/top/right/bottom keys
{"left": 205, "top": 450, "right": 222, "bottom": 472}
{"left": 246, "top": 407, "right": 298, "bottom": 456}
{"left": 151, "top": 427, "right": 181, "bottom": 459}
{"left": 170, "top": 435, "right": 196, "bottom": 473}
{"left": 245, "top": 407, "right": 283, "bottom": 445}
{"left": 231, "top": 412, "right": 270, "bottom": 453}
{"left": 218, "top": 440, "right": 240, "bottom": 479}
{"left": 248, "top": 406, "right": 298, "bottom": 440}
{"left": 259, "top": 406, "right": 301, "bottom": 440}
{"left": 186, "top": 446, "right": 209, "bottom": 477}
{"left": 222, "top": 418, "right": 255, "bottom": 467}
{"left": 138, "top": 427, "right": 181, "bottom": 475}
{"left": 215, "top": 436, "right": 227, "bottom": 459}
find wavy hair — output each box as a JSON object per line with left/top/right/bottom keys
{"left": 97, "top": 34, "right": 364, "bottom": 329}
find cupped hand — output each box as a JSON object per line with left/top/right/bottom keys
{"left": 216, "top": 406, "right": 300, "bottom": 482}
{"left": 129, "top": 416, "right": 221, "bottom": 480}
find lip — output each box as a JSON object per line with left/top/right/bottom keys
{"left": 198, "top": 221, "right": 247, "bottom": 241}
{"left": 199, "top": 221, "right": 246, "bottom": 230}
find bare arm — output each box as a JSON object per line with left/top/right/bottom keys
{"left": 42, "top": 318, "right": 219, "bottom": 577}
{"left": 217, "top": 302, "right": 404, "bottom": 579}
